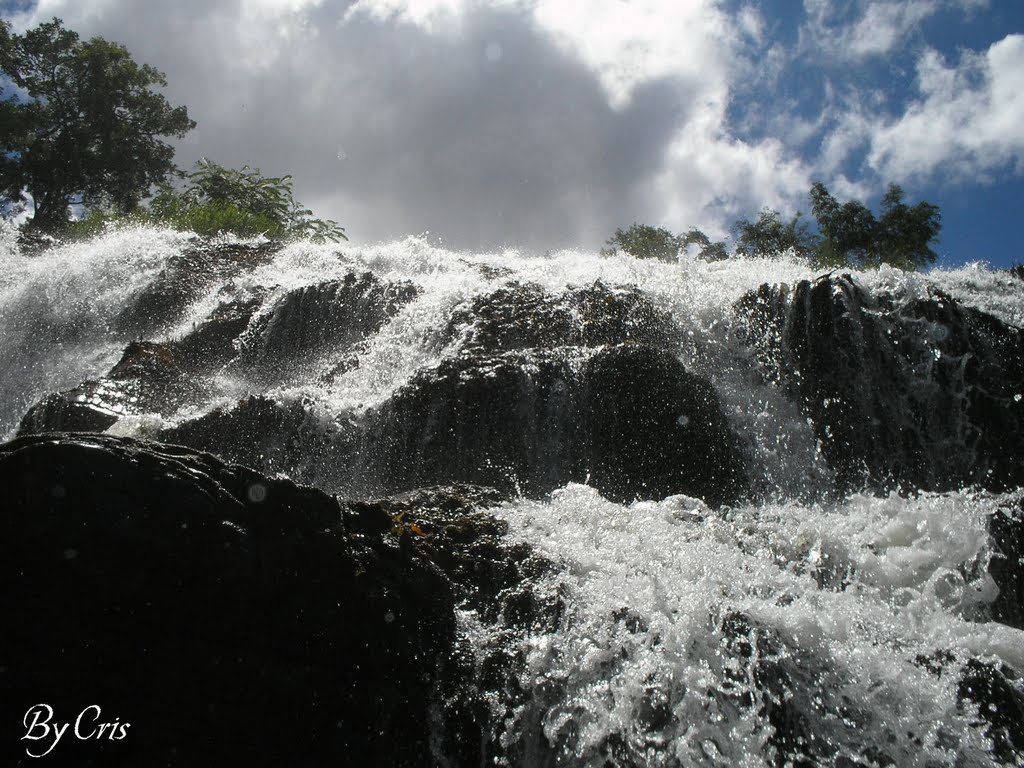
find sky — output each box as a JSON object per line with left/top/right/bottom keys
{"left": 2, "top": 0, "right": 1023, "bottom": 267}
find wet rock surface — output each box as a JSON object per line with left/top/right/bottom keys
{"left": 345, "top": 484, "right": 566, "bottom": 766}
{"left": 736, "top": 274, "right": 1024, "bottom": 493}
{"left": 233, "top": 273, "right": 419, "bottom": 384}
{"left": 988, "top": 497, "right": 1024, "bottom": 630}
{"left": 362, "top": 343, "right": 747, "bottom": 505}
{"left": 0, "top": 435, "right": 562, "bottom": 767}
{"left": 112, "top": 240, "right": 279, "bottom": 337}
{"left": 157, "top": 393, "right": 345, "bottom": 480}
{"left": 444, "top": 280, "right": 679, "bottom": 353}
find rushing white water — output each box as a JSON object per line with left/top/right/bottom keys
{"left": 487, "top": 486, "right": 1021, "bottom": 766}
{"left": 2, "top": 224, "right": 1022, "bottom": 765}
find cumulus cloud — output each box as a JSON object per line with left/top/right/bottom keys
{"left": 868, "top": 34, "right": 1024, "bottom": 181}
{"left": 5, "top": 0, "right": 1018, "bottom": 252}
{"left": 10, "top": 0, "right": 817, "bottom": 250}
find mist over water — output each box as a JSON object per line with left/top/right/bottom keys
{"left": 3, "top": 222, "right": 1022, "bottom": 765}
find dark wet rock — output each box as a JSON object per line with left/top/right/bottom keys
{"left": 16, "top": 389, "right": 120, "bottom": 435}
{"left": 582, "top": 344, "right": 747, "bottom": 505}
{"left": 16, "top": 290, "right": 267, "bottom": 438}
{"left": 958, "top": 659, "right": 1024, "bottom": 765}
{"left": 174, "top": 292, "right": 266, "bottom": 370}
{"left": 158, "top": 394, "right": 350, "bottom": 482}
{"left": 444, "top": 280, "right": 678, "bottom": 354}
{"left": 718, "top": 613, "right": 890, "bottom": 768}
{"left": 112, "top": 240, "right": 279, "bottom": 337}
{"left": 234, "top": 273, "right": 419, "bottom": 384}
{"left": 0, "top": 434, "right": 458, "bottom": 767}
{"left": 989, "top": 498, "right": 1024, "bottom": 629}
{"left": 344, "top": 484, "right": 565, "bottom": 767}
{"left": 363, "top": 349, "right": 580, "bottom": 498}
{"left": 362, "top": 343, "right": 746, "bottom": 506}
{"left": 915, "top": 651, "right": 1024, "bottom": 765}
{"left": 16, "top": 341, "right": 205, "bottom": 436}
{"left": 735, "top": 274, "right": 1024, "bottom": 493}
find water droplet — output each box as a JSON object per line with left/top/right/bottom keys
{"left": 336, "top": 148, "right": 348, "bottom": 161}
{"left": 247, "top": 483, "right": 267, "bottom": 503}
{"left": 676, "top": 414, "right": 690, "bottom": 427}
{"left": 384, "top": 611, "right": 395, "bottom": 623}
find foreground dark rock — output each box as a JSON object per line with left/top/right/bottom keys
{"left": 0, "top": 434, "right": 560, "bottom": 767}
{"left": 736, "top": 275, "right": 1024, "bottom": 493}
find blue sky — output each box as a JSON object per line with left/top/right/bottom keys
{"left": 3, "top": 1, "right": 1023, "bottom": 267}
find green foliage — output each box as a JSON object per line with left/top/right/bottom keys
{"left": 734, "top": 208, "right": 817, "bottom": 261}
{"left": 810, "top": 182, "right": 940, "bottom": 270}
{"left": 606, "top": 180, "right": 940, "bottom": 271}
{"left": 149, "top": 159, "right": 347, "bottom": 242}
{"left": 602, "top": 223, "right": 681, "bottom": 262}
{"left": 875, "top": 184, "right": 941, "bottom": 269}
{"left": 601, "top": 223, "right": 727, "bottom": 263}
{"left": 0, "top": 17, "right": 194, "bottom": 232}
{"left": 679, "top": 228, "right": 729, "bottom": 262}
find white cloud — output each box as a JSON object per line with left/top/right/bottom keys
{"left": 868, "top": 34, "right": 1024, "bottom": 181}
{"left": 13, "top": 0, "right": 1015, "bottom": 252}
{"left": 800, "top": 0, "right": 979, "bottom": 61}
{"left": 650, "top": 103, "right": 813, "bottom": 238}
{"left": 530, "top": 0, "right": 737, "bottom": 109}
{"left": 845, "top": 0, "right": 936, "bottom": 57}
{"left": 348, "top": 0, "right": 740, "bottom": 110}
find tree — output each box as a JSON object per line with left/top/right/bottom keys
{"left": 874, "top": 184, "right": 941, "bottom": 269}
{"left": 808, "top": 182, "right": 940, "bottom": 269}
{"left": 734, "top": 208, "right": 817, "bottom": 260}
{"left": 680, "top": 227, "right": 729, "bottom": 262}
{"left": 0, "top": 18, "right": 194, "bottom": 231}
{"left": 149, "top": 159, "right": 347, "bottom": 242}
{"left": 602, "top": 223, "right": 681, "bottom": 262}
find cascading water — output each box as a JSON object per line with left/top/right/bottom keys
{"left": 2, "top": 221, "right": 1022, "bottom": 766}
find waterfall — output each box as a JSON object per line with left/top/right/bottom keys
{"left": 3, "top": 223, "right": 1022, "bottom": 766}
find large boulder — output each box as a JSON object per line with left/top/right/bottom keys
{"left": 112, "top": 240, "right": 278, "bottom": 337}
{"left": 233, "top": 273, "right": 420, "bottom": 385}
{"left": 444, "top": 280, "right": 678, "bottom": 354}
{"left": 0, "top": 435, "right": 561, "bottom": 767}
{"left": 158, "top": 393, "right": 352, "bottom": 484}
{"left": 361, "top": 343, "right": 747, "bottom": 506}
{"left": 736, "top": 275, "right": 1024, "bottom": 493}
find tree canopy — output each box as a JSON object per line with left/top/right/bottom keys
{"left": 734, "top": 208, "right": 816, "bottom": 261}
{"left": 601, "top": 223, "right": 681, "bottom": 262}
{"left": 605, "top": 182, "right": 941, "bottom": 271}
{"left": 148, "top": 159, "right": 347, "bottom": 242}
{"left": 0, "top": 17, "right": 194, "bottom": 231}
{"left": 810, "top": 182, "right": 941, "bottom": 269}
